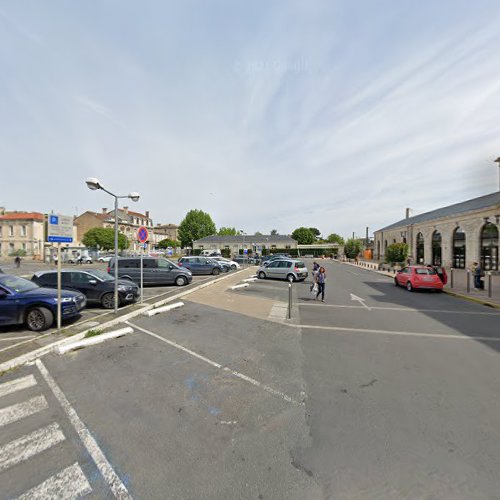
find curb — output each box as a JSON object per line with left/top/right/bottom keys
{"left": 0, "top": 267, "right": 251, "bottom": 374}
{"left": 56, "top": 327, "right": 133, "bottom": 355}
{"left": 144, "top": 301, "right": 184, "bottom": 317}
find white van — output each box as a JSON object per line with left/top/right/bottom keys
{"left": 200, "top": 249, "right": 222, "bottom": 257}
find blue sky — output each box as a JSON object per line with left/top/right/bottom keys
{"left": 1, "top": 1, "right": 500, "bottom": 240}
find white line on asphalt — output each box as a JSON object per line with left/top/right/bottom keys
{"left": 0, "top": 395, "right": 48, "bottom": 428}
{"left": 17, "top": 462, "right": 92, "bottom": 500}
{"left": 350, "top": 293, "right": 371, "bottom": 311}
{"left": 127, "top": 321, "right": 302, "bottom": 406}
{"left": 0, "top": 375, "right": 37, "bottom": 398}
{"left": 0, "top": 422, "right": 65, "bottom": 472}
{"left": 0, "top": 333, "right": 52, "bottom": 354}
{"left": 290, "top": 323, "right": 500, "bottom": 342}
{"left": 0, "top": 336, "right": 36, "bottom": 342}
{"left": 35, "top": 359, "right": 132, "bottom": 500}
{"left": 298, "top": 303, "right": 500, "bottom": 315}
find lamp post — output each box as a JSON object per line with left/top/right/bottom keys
{"left": 85, "top": 178, "right": 140, "bottom": 313}
{"left": 495, "top": 157, "right": 500, "bottom": 192}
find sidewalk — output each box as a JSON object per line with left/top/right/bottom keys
{"left": 338, "top": 259, "right": 500, "bottom": 309}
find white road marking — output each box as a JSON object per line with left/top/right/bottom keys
{"left": 350, "top": 293, "right": 371, "bottom": 311}
{"left": 127, "top": 321, "right": 302, "bottom": 406}
{"left": 291, "top": 323, "right": 500, "bottom": 342}
{"left": 0, "top": 336, "right": 36, "bottom": 342}
{"left": 0, "top": 395, "right": 48, "bottom": 428}
{"left": 17, "top": 462, "right": 92, "bottom": 500}
{"left": 0, "top": 333, "right": 52, "bottom": 354}
{"left": 299, "top": 303, "right": 500, "bottom": 315}
{"left": 0, "top": 422, "right": 65, "bottom": 472}
{"left": 36, "top": 359, "right": 132, "bottom": 500}
{"left": 0, "top": 375, "right": 37, "bottom": 399}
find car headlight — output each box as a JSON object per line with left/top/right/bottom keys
{"left": 117, "top": 285, "right": 129, "bottom": 292}
{"left": 53, "top": 297, "right": 73, "bottom": 303}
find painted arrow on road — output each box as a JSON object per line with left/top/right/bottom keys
{"left": 350, "top": 293, "right": 371, "bottom": 311}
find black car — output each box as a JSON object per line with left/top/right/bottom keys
{"left": 32, "top": 269, "right": 139, "bottom": 309}
{"left": 108, "top": 257, "right": 192, "bottom": 286}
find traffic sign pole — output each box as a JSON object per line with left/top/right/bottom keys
{"left": 57, "top": 243, "right": 62, "bottom": 332}
{"left": 140, "top": 245, "right": 144, "bottom": 304}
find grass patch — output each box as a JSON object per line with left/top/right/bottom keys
{"left": 85, "top": 329, "right": 103, "bottom": 338}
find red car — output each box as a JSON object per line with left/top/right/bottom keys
{"left": 394, "top": 266, "right": 444, "bottom": 292}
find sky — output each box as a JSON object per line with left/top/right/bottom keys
{"left": 1, "top": 0, "right": 500, "bottom": 241}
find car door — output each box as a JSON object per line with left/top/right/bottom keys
{"left": 0, "top": 285, "right": 18, "bottom": 325}
{"left": 141, "top": 258, "right": 157, "bottom": 285}
{"left": 266, "top": 261, "right": 280, "bottom": 278}
{"left": 157, "top": 259, "right": 175, "bottom": 284}
{"left": 397, "top": 267, "right": 407, "bottom": 286}
{"left": 276, "top": 260, "right": 292, "bottom": 279}
{"left": 70, "top": 272, "right": 101, "bottom": 301}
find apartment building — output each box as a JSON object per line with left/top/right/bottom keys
{"left": 0, "top": 210, "right": 45, "bottom": 258}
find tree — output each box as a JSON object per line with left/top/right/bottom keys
{"left": 82, "top": 227, "right": 129, "bottom": 251}
{"left": 158, "top": 238, "right": 181, "bottom": 249}
{"left": 309, "top": 227, "right": 321, "bottom": 240}
{"left": 291, "top": 227, "right": 315, "bottom": 245}
{"left": 344, "top": 238, "right": 363, "bottom": 258}
{"left": 326, "top": 233, "right": 345, "bottom": 245}
{"left": 254, "top": 231, "right": 263, "bottom": 236}
{"left": 270, "top": 229, "right": 278, "bottom": 235}
{"left": 385, "top": 243, "right": 409, "bottom": 264}
{"left": 178, "top": 209, "right": 216, "bottom": 248}
{"left": 218, "top": 227, "right": 237, "bottom": 236}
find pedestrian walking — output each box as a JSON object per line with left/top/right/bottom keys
{"left": 310, "top": 261, "right": 320, "bottom": 291}
{"left": 473, "top": 262, "right": 483, "bottom": 289}
{"left": 315, "top": 266, "right": 326, "bottom": 302}
{"left": 14, "top": 255, "right": 21, "bottom": 268}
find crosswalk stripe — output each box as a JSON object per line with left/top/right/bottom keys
{"left": 0, "top": 395, "right": 48, "bottom": 428}
{"left": 0, "top": 375, "right": 37, "bottom": 399}
{"left": 17, "top": 462, "right": 92, "bottom": 500}
{"left": 0, "top": 422, "right": 65, "bottom": 472}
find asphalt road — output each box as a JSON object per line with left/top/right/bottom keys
{"left": 1, "top": 260, "right": 499, "bottom": 499}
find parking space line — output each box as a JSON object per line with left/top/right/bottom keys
{"left": 127, "top": 321, "right": 303, "bottom": 406}
{"left": 17, "top": 462, "right": 92, "bottom": 500}
{"left": 0, "top": 375, "right": 37, "bottom": 398}
{"left": 36, "top": 359, "right": 132, "bottom": 500}
{"left": 290, "top": 323, "right": 500, "bottom": 342}
{"left": 0, "top": 333, "right": 53, "bottom": 354}
{"left": 0, "top": 336, "right": 36, "bottom": 342}
{"left": 0, "top": 395, "right": 48, "bottom": 428}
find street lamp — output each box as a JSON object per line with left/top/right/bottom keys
{"left": 495, "top": 157, "right": 500, "bottom": 192}
{"left": 85, "top": 178, "right": 140, "bottom": 313}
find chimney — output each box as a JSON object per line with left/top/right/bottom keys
{"left": 123, "top": 206, "right": 129, "bottom": 214}
{"left": 145, "top": 211, "right": 150, "bottom": 218}
{"left": 405, "top": 208, "right": 410, "bottom": 219}
{"left": 102, "top": 208, "right": 107, "bottom": 214}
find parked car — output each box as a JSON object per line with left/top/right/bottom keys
{"left": 0, "top": 274, "right": 86, "bottom": 331}
{"left": 67, "top": 255, "right": 93, "bottom": 264}
{"left": 212, "top": 257, "right": 240, "bottom": 271}
{"left": 32, "top": 269, "right": 139, "bottom": 309}
{"left": 257, "top": 259, "right": 308, "bottom": 282}
{"left": 178, "top": 256, "right": 225, "bottom": 275}
{"left": 97, "top": 255, "right": 113, "bottom": 263}
{"left": 394, "top": 266, "right": 444, "bottom": 292}
{"left": 108, "top": 257, "right": 192, "bottom": 286}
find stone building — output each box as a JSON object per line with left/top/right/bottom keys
{"left": 151, "top": 224, "right": 179, "bottom": 248}
{"left": 193, "top": 234, "right": 297, "bottom": 255}
{"left": 0, "top": 210, "right": 45, "bottom": 258}
{"left": 374, "top": 192, "right": 500, "bottom": 271}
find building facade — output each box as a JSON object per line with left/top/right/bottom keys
{"left": 193, "top": 235, "right": 298, "bottom": 255}
{"left": 151, "top": 224, "right": 179, "bottom": 248}
{"left": 0, "top": 210, "right": 45, "bottom": 258}
{"left": 374, "top": 192, "right": 500, "bottom": 271}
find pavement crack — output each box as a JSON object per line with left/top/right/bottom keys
{"left": 359, "top": 378, "right": 378, "bottom": 388}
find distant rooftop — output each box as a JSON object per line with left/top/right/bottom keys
{"left": 195, "top": 234, "right": 296, "bottom": 243}
{"left": 377, "top": 192, "right": 500, "bottom": 232}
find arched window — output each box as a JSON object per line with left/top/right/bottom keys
{"left": 481, "top": 222, "right": 498, "bottom": 271}
{"left": 432, "top": 231, "right": 442, "bottom": 266}
{"left": 416, "top": 232, "right": 424, "bottom": 264}
{"left": 452, "top": 228, "right": 466, "bottom": 268}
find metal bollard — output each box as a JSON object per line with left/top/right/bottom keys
{"left": 288, "top": 282, "right": 292, "bottom": 319}
{"left": 466, "top": 268, "right": 470, "bottom": 293}
{"left": 450, "top": 268, "right": 454, "bottom": 289}
{"left": 488, "top": 272, "right": 492, "bottom": 298}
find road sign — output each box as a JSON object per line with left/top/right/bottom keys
{"left": 137, "top": 226, "right": 149, "bottom": 243}
{"left": 243, "top": 249, "right": 248, "bottom": 254}
{"left": 143, "top": 243, "right": 148, "bottom": 249}
{"left": 47, "top": 214, "right": 73, "bottom": 243}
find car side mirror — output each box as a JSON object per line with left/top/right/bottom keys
{"left": 89, "top": 280, "right": 98, "bottom": 285}
{"left": 169, "top": 265, "right": 174, "bottom": 270}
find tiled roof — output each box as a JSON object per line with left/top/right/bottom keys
{"left": 377, "top": 192, "right": 500, "bottom": 232}
{"left": 0, "top": 212, "right": 44, "bottom": 221}
{"left": 195, "top": 234, "right": 296, "bottom": 243}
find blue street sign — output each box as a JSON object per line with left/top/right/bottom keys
{"left": 143, "top": 243, "right": 147, "bottom": 249}
{"left": 48, "top": 236, "right": 73, "bottom": 243}
{"left": 243, "top": 249, "right": 248, "bottom": 254}
{"left": 137, "top": 226, "right": 149, "bottom": 243}
{"left": 49, "top": 215, "right": 59, "bottom": 225}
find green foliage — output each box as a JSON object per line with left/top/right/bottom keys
{"left": 221, "top": 248, "right": 231, "bottom": 258}
{"left": 326, "top": 233, "right": 345, "bottom": 245}
{"left": 85, "top": 329, "right": 103, "bottom": 338}
{"left": 10, "top": 249, "right": 27, "bottom": 257}
{"left": 344, "top": 238, "right": 363, "bottom": 258}
{"left": 270, "top": 229, "right": 278, "bottom": 235}
{"left": 82, "top": 228, "right": 128, "bottom": 251}
{"left": 157, "top": 238, "right": 180, "bottom": 249}
{"left": 178, "top": 209, "right": 216, "bottom": 247}
{"left": 308, "top": 228, "right": 321, "bottom": 240}
{"left": 385, "top": 243, "right": 409, "bottom": 264}
{"left": 291, "top": 227, "right": 315, "bottom": 245}
{"left": 254, "top": 231, "right": 263, "bottom": 236}
{"left": 217, "top": 226, "right": 237, "bottom": 236}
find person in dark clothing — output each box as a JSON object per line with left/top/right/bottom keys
{"left": 473, "top": 262, "right": 483, "bottom": 289}
{"left": 14, "top": 256, "right": 21, "bottom": 268}
{"left": 315, "top": 267, "right": 326, "bottom": 302}
{"left": 310, "top": 261, "right": 320, "bottom": 291}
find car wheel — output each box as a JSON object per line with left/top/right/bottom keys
{"left": 26, "top": 307, "right": 54, "bottom": 332}
{"left": 212, "top": 268, "right": 220, "bottom": 276}
{"left": 287, "top": 273, "right": 296, "bottom": 282}
{"left": 394, "top": 278, "right": 399, "bottom": 287}
{"left": 175, "top": 276, "right": 188, "bottom": 287}
{"left": 258, "top": 271, "right": 266, "bottom": 279}
{"left": 231, "top": 264, "right": 237, "bottom": 271}
{"left": 406, "top": 281, "right": 413, "bottom": 292}
{"left": 86, "top": 260, "right": 92, "bottom": 264}
{"left": 101, "top": 292, "right": 115, "bottom": 309}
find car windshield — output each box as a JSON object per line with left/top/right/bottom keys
{"left": 0, "top": 275, "right": 40, "bottom": 293}
{"left": 415, "top": 268, "right": 437, "bottom": 275}
{"left": 159, "top": 259, "right": 179, "bottom": 268}
{"left": 87, "top": 269, "right": 115, "bottom": 281}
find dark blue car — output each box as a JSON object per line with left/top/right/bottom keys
{"left": 0, "top": 274, "right": 86, "bottom": 331}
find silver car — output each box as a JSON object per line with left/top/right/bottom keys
{"left": 257, "top": 259, "right": 308, "bottom": 282}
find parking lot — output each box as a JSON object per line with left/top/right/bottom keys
{"left": 1, "top": 260, "right": 500, "bottom": 498}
